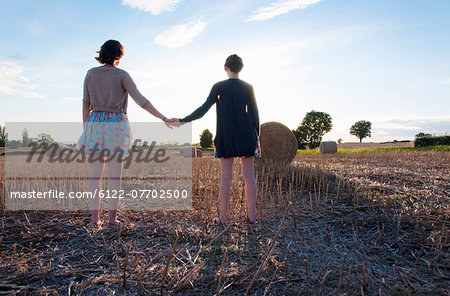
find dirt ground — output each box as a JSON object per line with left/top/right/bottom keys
{"left": 295, "top": 151, "right": 449, "bottom": 218}
{"left": 0, "top": 153, "right": 449, "bottom": 295}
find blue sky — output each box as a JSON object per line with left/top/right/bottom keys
{"left": 1, "top": 0, "right": 449, "bottom": 143}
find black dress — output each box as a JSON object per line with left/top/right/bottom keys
{"left": 180, "top": 78, "right": 260, "bottom": 158}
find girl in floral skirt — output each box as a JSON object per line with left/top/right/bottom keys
{"left": 77, "top": 40, "right": 174, "bottom": 228}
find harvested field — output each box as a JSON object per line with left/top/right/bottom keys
{"left": 296, "top": 151, "right": 450, "bottom": 218}
{"left": 0, "top": 152, "right": 449, "bottom": 295}
{"left": 337, "top": 142, "right": 413, "bottom": 150}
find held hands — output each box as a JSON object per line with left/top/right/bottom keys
{"left": 163, "top": 117, "right": 181, "bottom": 128}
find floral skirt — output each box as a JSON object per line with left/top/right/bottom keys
{"left": 77, "top": 111, "right": 132, "bottom": 155}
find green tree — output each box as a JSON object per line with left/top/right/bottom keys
{"left": 415, "top": 132, "right": 432, "bottom": 138}
{"left": 22, "top": 129, "right": 31, "bottom": 147}
{"left": 35, "top": 133, "right": 54, "bottom": 146}
{"left": 199, "top": 129, "right": 213, "bottom": 148}
{"left": 292, "top": 126, "right": 308, "bottom": 150}
{"left": 293, "top": 110, "right": 333, "bottom": 149}
{"left": 0, "top": 125, "right": 7, "bottom": 147}
{"left": 350, "top": 120, "right": 372, "bottom": 142}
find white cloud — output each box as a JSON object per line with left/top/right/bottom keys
{"left": 324, "top": 118, "right": 450, "bottom": 143}
{"left": 246, "top": 0, "right": 321, "bottom": 21}
{"left": 154, "top": 20, "right": 206, "bottom": 48}
{"left": 0, "top": 61, "right": 43, "bottom": 98}
{"left": 63, "top": 96, "right": 82, "bottom": 101}
{"left": 121, "top": 0, "right": 181, "bottom": 15}
{"left": 376, "top": 118, "right": 450, "bottom": 133}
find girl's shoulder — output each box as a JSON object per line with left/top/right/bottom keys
{"left": 87, "top": 66, "right": 128, "bottom": 77}
{"left": 222, "top": 79, "right": 254, "bottom": 91}
{"left": 216, "top": 79, "right": 252, "bottom": 86}
{"left": 239, "top": 79, "right": 253, "bottom": 89}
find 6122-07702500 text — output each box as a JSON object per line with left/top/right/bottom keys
{"left": 9, "top": 189, "right": 189, "bottom": 199}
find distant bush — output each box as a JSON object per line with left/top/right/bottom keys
{"left": 414, "top": 135, "right": 450, "bottom": 147}
{"left": 6, "top": 140, "right": 22, "bottom": 147}
{"left": 199, "top": 129, "right": 213, "bottom": 149}
{"left": 415, "top": 132, "right": 432, "bottom": 138}
{"left": 0, "top": 125, "right": 7, "bottom": 147}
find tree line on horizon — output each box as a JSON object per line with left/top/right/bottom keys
{"left": 291, "top": 110, "right": 373, "bottom": 150}
{"left": 195, "top": 111, "right": 373, "bottom": 150}
{"left": 0, "top": 122, "right": 445, "bottom": 150}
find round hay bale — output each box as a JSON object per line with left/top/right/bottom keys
{"left": 259, "top": 122, "right": 298, "bottom": 165}
{"left": 180, "top": 147, "right": 203, "bottom": 157}
{"left": 319, "top": 141, "right": 337, "bottom": 154}
{"left": 181, "top": 147, "right": 196, "bottom": 157}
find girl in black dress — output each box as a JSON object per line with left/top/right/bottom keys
{"left": 178, "top": 54, "right": 260, "bottom": 225}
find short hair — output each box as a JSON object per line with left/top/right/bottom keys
{"left": 224, "top": 54, "right": 243, "bottom": 73}
{"left": 95, "top": 40, "right": 124, "bottom": 65}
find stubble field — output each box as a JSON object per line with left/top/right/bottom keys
{"left": 0, "top": 150, "right": 448, "bottom": 295}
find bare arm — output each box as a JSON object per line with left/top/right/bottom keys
{"left": 143, "top": 100, "right": 166, "bottom": 121}
{"left": 180, "top": 84, "right": 218, "bottom": 123}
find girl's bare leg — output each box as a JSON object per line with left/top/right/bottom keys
{"left": 219, "top": 158, "right": 234, "bottom": 224}
{"left": 88, "top": 153, "right": 105, "bottom": 224}
{"left": 106, "top": 155, "right": 123, "bottom": 225}
{"left": 241, "top": 157, "right": 257, "bottom": 223}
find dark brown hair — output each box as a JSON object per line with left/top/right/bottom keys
{"left": 224, "top": 54, "right": 243, "bottom": 73}
{"left": 95, "top": 40, "right": 124, "bottom": 65}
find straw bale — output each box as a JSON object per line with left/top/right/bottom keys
{"left": 319, "top": 141, "right": 337, "bottom": 154}
{"left": 180, "top": 147, "right": 202, "bottom": 157}
{"left": 259, "top": 122, "right": 297, "bottom": 165}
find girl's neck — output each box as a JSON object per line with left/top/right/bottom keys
{"left": 227, "top": 72, "right": 239, "bottom": 79}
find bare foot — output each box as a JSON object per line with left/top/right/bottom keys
{"left": 89, "top": 220, "right": 101, "bottom": 229}
{"left": 246, "top": 216, "right": 259, "bottom": 224}
{"left": 212, "top": 217, "right": 227, "bottom": 226}
{"left": 107, "top": 221, "right": 121, "bottom": 228}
